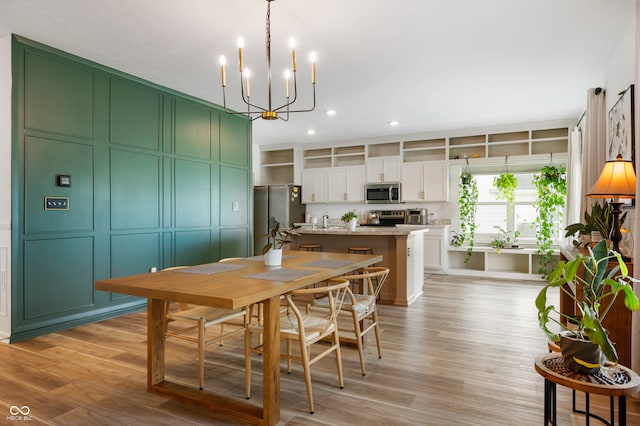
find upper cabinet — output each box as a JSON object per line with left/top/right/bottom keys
{"left": 328, "top": 167, "right": 365, "bottom": 202}
{"left": 366, "top": 142, "right": 401, "bottom": 182}
{"left": 301, "top": 169, "right": 328, "bottom": 203}
{"left": 401, "top": 162, "right": 448, "bottom": 202}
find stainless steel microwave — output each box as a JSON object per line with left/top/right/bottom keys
{"left": 365, "top": 183, "right": 401, "bottom": 203}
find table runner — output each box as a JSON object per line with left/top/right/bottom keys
{"left": 300, "top": 259, "right": 355, "bottom": 268}
{"left": 245, "top": 268, "right": 317, "bottom": 282}
{"left": 177, "top": 263, "right": 247, "bottom": 275}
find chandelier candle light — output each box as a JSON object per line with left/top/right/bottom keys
{"left": 219, "top": 0, "right": 317, "bottom": 121}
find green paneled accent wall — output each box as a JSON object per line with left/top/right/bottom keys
{"left": 11, "top": 36, "right": 252, "bottom": 342}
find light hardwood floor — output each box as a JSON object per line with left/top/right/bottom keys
{"left": 1, "top": 274, "right": 639, "bottom": 425}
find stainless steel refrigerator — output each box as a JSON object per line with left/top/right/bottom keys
{"left": 253, "top": 185, "right": 306, "bottom": 255}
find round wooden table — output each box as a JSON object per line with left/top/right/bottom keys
{"left": 535, "top": 353, "right": 640, "bottom": 425}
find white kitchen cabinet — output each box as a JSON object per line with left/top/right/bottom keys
{"left": 366, "top": 157, "right": 400, "bottom": 183}
{"left": 424, "top": 226, "right": 447, "bottom": 272}
{"left": 327, "top": 167, "right": 365, "bottom": 202}
{"left": 301, "top": 169, "right": 328, "bottom": 203}
{"left": 401, "top": 162, "right": 448, "bottom": 202}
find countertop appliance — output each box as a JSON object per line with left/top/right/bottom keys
{"left": 365, "top": 183, "right": 401, "bottom": 204}
{"left": 253, "top": 185, "right": 306, "bottom": 255}
{"left": 406, "top": 208, "right": 428, "bottom": 225}
{"left": 366, "top": 210, "right": 405, "bottom": 226}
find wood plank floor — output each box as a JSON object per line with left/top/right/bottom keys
{"left": 1, "top": 274, "right": 639, "bottom": 425}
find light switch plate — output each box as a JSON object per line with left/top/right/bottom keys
{"left": 44, "top": 196, "right": 69, "bottom": 210}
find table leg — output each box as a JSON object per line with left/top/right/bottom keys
{"left": 619, "top": 395, "right": 626, "bottom": 426}
{"left": 148, "top": 297, "right": 166, "bottom": 388}
{"left": 261, "top": 296, "right": 281, "bottom": 425}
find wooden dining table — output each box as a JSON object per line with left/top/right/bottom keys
{"left": 95, "top": 250, "right": 382, "bottom": 425}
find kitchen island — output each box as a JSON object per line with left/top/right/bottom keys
{"left": 292, "top": 226, "right": 428, "bottom": 305}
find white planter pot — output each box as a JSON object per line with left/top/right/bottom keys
{"left": 346, "top": 218, "right": 357, "bottom": 231}
{"left": 264, "top": 248, "right": 283, "bottom": 266}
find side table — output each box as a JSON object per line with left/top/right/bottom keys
{"left": 535, "top": 353, "right": 640, "bottom": 425}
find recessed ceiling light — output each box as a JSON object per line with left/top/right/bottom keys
{"left": 326, "top": 109, "right": 336, "bottom": 116}
{"left": 307, "top": 129, "right": 316, "bottom": 135}
{"left": 389, "top": 120, "right": 399, "bottom": 127}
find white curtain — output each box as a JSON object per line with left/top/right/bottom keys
{"left": 580, "top": 88, "right": 607, "bottom": 215}
{"left": 566, "top": 126, "right": 583, "bottom": 231}
{"left": 632, "top": 0, "right": 640, "bottom": 375}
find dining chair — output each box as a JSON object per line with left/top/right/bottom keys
{"left": 160, "top": 265, "right": 249, "bottom": 390}
{"left": 244, "top": 279, "right": 350, "bottom": 414}
{"left": 313, "top": 267, "right": 389, "bottom": 376}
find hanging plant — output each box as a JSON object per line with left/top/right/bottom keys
{"left": 493, "top": 157, "right": 518, "bottom": 218}
{"left": 532, "top": 164, "right": 567, "bottom": 277}
{"left": 458, "top": 171, "right": 479, "bottom": 262}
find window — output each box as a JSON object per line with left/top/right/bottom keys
{"left": 474, "top": 172, "right": 550, "bottom": 241}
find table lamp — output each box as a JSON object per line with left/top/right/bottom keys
{"left": 586, "top": 154, "right": 637, "bottom": 254}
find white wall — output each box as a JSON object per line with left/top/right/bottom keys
{"left": 604, "top": 14, "right": 637, "bottom": 237}
{"left": 0, "top": 33, "right": 12, "bottom": 341}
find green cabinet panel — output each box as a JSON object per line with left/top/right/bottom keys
{"left": 110, "top": 149, "right": 160, "bottom": 230}
{"left": 220, "top": 228, "right": 249, "bottom": 259}
{"left": 23, "top": 237, "right": 94, "bottom": 320}
{"left": 220, "top": 114, "right": 250, "bottom": 166}
{"left": 110, "top": 78, "right": 161, "bottom": 150}
{"left": 175, "top": 99, "right": 211, "bottom": 160}
{"left": 220, "top": 166, "right": 249, "bottom": 226}
{"left": 175, "top": 230, "right": 213, "bottom": 266}
{"left": 24, "top": 136, "right": 94, "bottom": 233}
{"left": 175, "top": 159, "right": 211, "bottom": 228}
{"left": 111, "top": 233, "right": 160, "bottom": 279}
{"left": 24, "top": 50, "right": 94, "bottom": 139}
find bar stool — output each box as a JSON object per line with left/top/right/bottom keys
{"left": 347, "top": 247, "right": 372, "bottom": 255}
{"left": 299, "top": 244, "right": 323, "bottom": 252}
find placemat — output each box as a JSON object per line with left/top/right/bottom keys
{"left": 245, "top": 254, "right": 295, "bottom": 261}
{"left": 300, "top": 259, "right": 354, "bottom": 268}
{"left": 244, "top": 268, "right": 317, "bottom": 282}
{"left": 177, "top": 263, "right": 247, "bottom": 275}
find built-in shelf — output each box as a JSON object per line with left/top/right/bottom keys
{"left": 303, "top": 145, "right": 365, "bottom": 168}
{"left": 446, "top": 246, "right": 558, "bottom": 280}
{"left": 368, "top": 142, "right": 400, "bottom": 158}
{"left": 403, "top": 139, "right": 446, "bottom": 162}
{"left": 260, "top": 148, "right": 294, "bottom": 184}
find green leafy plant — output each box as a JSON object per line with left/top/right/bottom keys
{"left": 490, "top": 228, "right": 520, "bottom": 252}
{"left": 564, "top": 201, "right": 626, "bottom": 247}
{"left": 458, "top": 172, "right": 479, "bottom": 262}
{"left": 536, "top": 240, "right": 639, "bottom": 364}
{"left": 262, "top": 217, "right": 301, "bottom": 254}
{"left": 340, "top": 210, "right": 358, "bottom": 222}
{"left": 450, "top": 230, "right": 464, "bottom": 247}
{"left": 493, "top": 172, "right": 518, "bottom": 216}
{"left": 532, "top": 165, "right": 567, "bottom": 277}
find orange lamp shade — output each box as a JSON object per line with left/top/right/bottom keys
{"left": 587, "top": 155, "right": 637, "bottom": 199}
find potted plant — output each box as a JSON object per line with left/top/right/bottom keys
{"left": 565, "top": 201, "right": 627, "bottom": 247}
{"left": 458, "top": 171, "right": 479, "bottom": 262}
{"left": 536, "top": 240, "right": 639, "bottom": 373}
{"left": 341, "top": 210, "right": 358, "bottom": 231}
{"left": 490, "top": 228, "right": 520, "bottom": 253}
{"left": 493, "top": 172, "right": 518, "bottom": 217}
{"left": 262, "top": 217, "right": 300, "bottom": 266}
{"left": 532, "top": 164, "right": 567, "bottom": 277}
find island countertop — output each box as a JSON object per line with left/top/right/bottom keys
{"left": 295, "top": 225, "right": 429, "bottom": 236}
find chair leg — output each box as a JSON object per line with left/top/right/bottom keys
{"left": 299, "top": 339, "right": 315, "bottom": 414}
{"left": 244, "top": 325, "right": 252, "bottom": 399}
{"left": 198, "top": 318, "right": 205, "bottom": 390}
{"left": 353, "top": 312, "right": 366, "bottom": 376}
{"left": 334, "top": 330, "right": 344, "bottom": 389}
{"left": 372, "top": 310, "right": 382, "bottom": 359}
{"left": 287, "top": 338, "right": 293, "bottom": 373}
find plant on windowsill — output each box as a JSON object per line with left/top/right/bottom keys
{"left": 533, "top": 164, "right": 567, "bottom": 277}
{"left": 536, "top": 240, "right": 639, "bottom": 373}
{"left": 341, "top": 210, "right": 358, "bottom": 231}
{"left": 458, "top": 171, "right": 479, "bottom": 262}
{"left": 262, "top": 217, "right": 301, "bottom": 266}
{"left": 490, "top": 229, "right": 520, "bottom": 253}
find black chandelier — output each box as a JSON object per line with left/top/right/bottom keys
{"left": 219, "top": 0, "right": 317, "bottom": 121}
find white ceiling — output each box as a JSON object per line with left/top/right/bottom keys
{"left": 0, "top": 0, "right": 635, "bottom": 146}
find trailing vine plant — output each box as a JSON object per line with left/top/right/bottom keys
{"left": 532, "top": 163, "right": 567, "bottom": 277}
{"left": 458, "top": 170, "right": 479, "bottom": 262}
{"left": 493, "top": 157, "right": 518, "bottom": 219}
